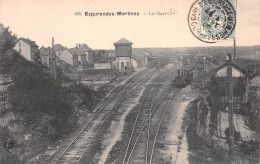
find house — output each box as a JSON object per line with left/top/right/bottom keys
{"left": 114, "top": 38, "right": 133, "bottom": 72}
{"left": 39, "top": 47, "right": 51, "bottom": 66}
{"left": 53, "top": 44, "right": 65, "bottom": 58}
{"left": 131, "top": 58, "right": 138, "bottom": 68}
{"left": 14, "top": 38, "right": 39, "bottom": 62}
{"left": 59, "top": 44, "right": 93, "bottom": 68}
{"left": 59, "top": 49, "right": 73, "bottom": 65}
{"left": 131, "top": 49, "right": 150, "bottom": 68}
{"left": 214, "top": 61, "right": 247, "bottom": 78}
{"left": 211, "top": 61, "right": 248, "bottom": 107}
{"left": 131, "top": 55, "right": 144, "bottom": 68}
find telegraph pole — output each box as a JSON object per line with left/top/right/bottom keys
{"left": 227, "top": 53, "right": 235, "bottom": 163}
{"left": 51, "top": 38, "right": 54, "bottom": 76}
{"left": 203, "top": 56, "right": 206, "bottom": 88}
{"left": 51, "top": 37, "right": 57, "bottom": 80}
{"left": 255, "top": 46, "right": 259, "bottom": 75}
{"left": 233, "top": 38, "right": 236, "bottom": 59}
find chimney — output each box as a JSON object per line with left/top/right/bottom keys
{"left": 79, "top": 44, "right": 81, "bottom": 48}
{"left": 76, "top": 43, "right": 78, "bottom": 48}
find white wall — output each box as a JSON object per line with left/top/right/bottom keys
{"left": 216, "top": 66, "right": 245, "bottom": 77}
{"left": 131, "top": 58, "right": 138, "bottom": 68}
{"left": 59, "top": 49, "right": 73, "bottom": 65}
{"left": 116, "top": 57, "right": 131, "bottom": 70}
{"left": 94, "top": 62, "right": 112, "bottom": 69}
{"left": 14, "top": 40, "right": 31, "bottom": 61}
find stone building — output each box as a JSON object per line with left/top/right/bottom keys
{"left": 114, "top": 38, "right": 133, "bottom": 72}
{"left": 59, "top": 43, "right": 94, "bottom": 68}
{"left": 39, "top": 47, "right": 51, "bottom": 66}
{"left": 14, "top": 38, "right": 39, "bottom": 62}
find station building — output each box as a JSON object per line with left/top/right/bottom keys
{"left": 113, "top": 38, "right": 133, "bottom": 72}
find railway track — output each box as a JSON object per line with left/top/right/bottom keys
{"left": 148, "top": 89, "right": 179, "bottom": 164}
{"left": 122, "top": 87, "right": 180, "bottom": 164}
{"left": 122, "top": 84, "right": 157, "bottom": 164}
{"left": 53, "top": 69, "right": 156, "bottom": 164}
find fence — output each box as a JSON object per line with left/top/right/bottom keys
{"left": 196, "top": 103, "right": 258, "bottom": 163}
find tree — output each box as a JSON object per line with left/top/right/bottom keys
{"left": 0, "top": 24, "right": 17, "bottom": 75}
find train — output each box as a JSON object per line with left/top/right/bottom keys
{"left": 172, "top": 69, "right": 193, "bottom": 88}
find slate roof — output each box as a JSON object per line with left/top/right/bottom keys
{"left": 114, "top": 38, "right": 133, "bottom": 45}
{"left": 79, "top": 44, "right": 90, "bottom": 51}
{"left": 19, "top": 38, "right": 38, "bottom": 47}
{"left": 214, "top": 61, "right": 248, "bottom": 76}
{"left": 39, "top": 47, "right": 51, "bottom": 56}
{"left": 68, "top": 48, "right": 78, "bottom": 55}
{"left": 53, "top": 44, "right": 65, "bottom": 51}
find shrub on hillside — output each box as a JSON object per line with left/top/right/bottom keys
{"left": 4, "top": 52, "right": 78, "bottom": 140}
{"left": 67, "top": 82, "right": 100, "bottom": 112}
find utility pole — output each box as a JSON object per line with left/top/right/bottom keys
{"left": 233, "top": 38, "right": 236, "bottom": 59}
{"left": 51, "top": 38, "right": 54, "bottom": 77}
{"left": 227, "top": 53, "right": 235, "bottom": 163}
{"left": 203, "top": 57, "right": 206, "bottom": 89}
{"left": 51, "top": 37, "right": 57, "bottom": 80}
{"left": 255, "top": 46, "right": 259, "bottom": 75}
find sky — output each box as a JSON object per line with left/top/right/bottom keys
{"left": 0, "top": 0, "right": 260, "bottom": 49}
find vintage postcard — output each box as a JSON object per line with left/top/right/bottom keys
{"left": 0, "top": 0, "right": 259, "bottom": 163}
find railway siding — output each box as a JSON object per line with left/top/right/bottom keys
{"left": 153, "top": 85, "right": 196, "bottom": 163}
{"left": 76, "top": 69, "right": 161, "bottom": 164}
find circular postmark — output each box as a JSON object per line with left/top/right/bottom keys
{"left": 188, "top": 0, "right": 236, "bottom": 43}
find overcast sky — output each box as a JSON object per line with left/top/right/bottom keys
{"left": 0, "top": 0, "right": 260, "bottom": 49}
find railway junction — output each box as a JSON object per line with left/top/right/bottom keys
{"left": 45, "top": 63, "right": 195, "bottom": 164}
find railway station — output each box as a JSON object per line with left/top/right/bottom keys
{"left": 1, "top": 0, "right": 259, "bottom": 163}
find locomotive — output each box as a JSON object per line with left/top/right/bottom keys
{"left": 172, "top": 68, "right": 193, "bottom": 88}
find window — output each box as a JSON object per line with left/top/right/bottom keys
{"left": 19, "top": 49, "right": 22, "bottom": 53}
{"left": 18, "top": 42, "right": 21, "bottom": 46}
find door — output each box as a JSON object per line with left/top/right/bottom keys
{"left": 121, "top": 62, "right": 125, "bottom": 71}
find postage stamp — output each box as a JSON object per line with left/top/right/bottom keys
{"left": 188, "top": 0, "right": 236, "bottom": 43}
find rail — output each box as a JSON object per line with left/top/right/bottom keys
{"left": 124, "top": 87, "right": 180, "bottom": 163}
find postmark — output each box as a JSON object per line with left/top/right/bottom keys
{"left": 188, "top": 0, "right": 236, "bottom": 43}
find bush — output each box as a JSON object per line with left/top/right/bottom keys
{"left": 238, "top": 140, "right": 259, "bottom": 157}
{"left": 1, "top": 51, "right": 78, "bottom": 141}
{"left": 67, "top": 82, "right": 100, "bottom": 112}
{"left": 0, "top": 25, "right": 102, "bottom": 162}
